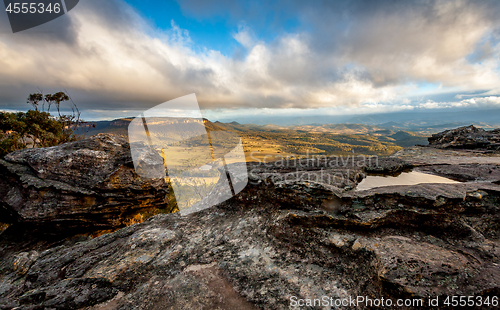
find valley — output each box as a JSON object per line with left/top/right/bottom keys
{"left": 84, "top": 118, "right": 429, "bottom": 163}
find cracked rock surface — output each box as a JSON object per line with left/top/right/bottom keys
{"left": 1, "top": 165, "right": 499, "bottom": 309}
{"left": 0, "top": 129, "right": 500, "bottom": 309}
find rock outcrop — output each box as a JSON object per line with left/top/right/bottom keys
{"left": 0, "top": 128, "right": 500, "bottom": 309}
{"left": 428, "top": 125, "right": 500, "bottom": 150}
{"left": 0, "top": 134, "right": 175, "bottom": 233}
{"left": 0, "top": 166, "right": 499, "bottom": 309}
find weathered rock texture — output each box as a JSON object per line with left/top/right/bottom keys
{"left": 1, "top": 128, "right": 500, "bottom": 309}
{"left": 392, "top": 139, "right": 500, "bottom": 184}
{"left": 0, "top": 134, "right": 174, "bottom": 232}
{"left": 428, "top": 125, "right": 500, "bottom": 151}
{"left": 0, "top": 167, "right": 499, "bottom": 309}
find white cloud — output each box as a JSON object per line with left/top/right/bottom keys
{"left": 232, "top": 23, "right": 257, "bottom": 48}
{"left": 418, "top": 96, "right": 500, "bottom": 109}
{"left": 0, "top": 0, "right": 499, "bottom": 116}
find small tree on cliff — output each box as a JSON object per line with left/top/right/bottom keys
{"left": 27, "top": 92, "right": 43, "bottom": 111}
{"left": 0, "top": 92, "right": 94, "bottom": 157}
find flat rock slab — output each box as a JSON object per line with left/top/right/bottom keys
{"left": 0, "top": 174, "right": 499, "bottom": 309}
{"left": 1, "top": 130, "right": 500, "bottom": 309}
{"left": 392, "top": 146, "right": 500, "bottom": 165}
{"left": 347, "top": 182, "right": 500, "bottom": 201}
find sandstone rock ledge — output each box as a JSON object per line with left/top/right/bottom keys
{"left": 1, "top": 128, "right": 500, "bottom": 309}
{"left": 1, "top": 165, "right": 499, "bottom": 309}
{"left": 0, "top": 134, "right": 175, "bottom": 233}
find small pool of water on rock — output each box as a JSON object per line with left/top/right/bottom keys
{"left": 356, "top": 171, "right": 461, "bottom": 191}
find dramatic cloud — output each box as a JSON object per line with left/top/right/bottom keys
{"left": 419, "top": 96, "right": 500, "bottom": 109}
{"left": 0, "top": 0, "right": 499, "bottom": 116}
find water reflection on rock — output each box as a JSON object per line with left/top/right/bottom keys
{"left": 356, "top": 171, "right": 460, "bottom": 191}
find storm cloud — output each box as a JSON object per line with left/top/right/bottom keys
{"left": 0, "top": 0, "right": 499, "bottom": 116}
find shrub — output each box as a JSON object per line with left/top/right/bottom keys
{"left": 0, "top": 92, "right": 94, "bottom": 157}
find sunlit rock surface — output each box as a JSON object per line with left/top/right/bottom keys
{"left": 428, "top": 125, "right": 500, "bottom": 151}
{"left": 0, "top": 134, "right": 174, "bottom": 232}
{"left": 0, "top": 128, "right": 499, "bottom": 309}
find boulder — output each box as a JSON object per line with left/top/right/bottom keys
{"left": 428, "top": 125, "right": 500, "bottom": 150}
{"left": 0, "top": 134, "right": 174, "bottom": 232}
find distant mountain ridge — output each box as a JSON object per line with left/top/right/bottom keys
{"left": 216, "top": 108, "right": 500, "bottom": 131}
{"left": 82, "top": 108, "right": 500, "bottom": 139}
{"left": 81, "top": 117, "right": 429, "bottom": 155}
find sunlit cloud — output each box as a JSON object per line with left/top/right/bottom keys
{"left": 0, "top": 0, "right": 499, "bottom": 119}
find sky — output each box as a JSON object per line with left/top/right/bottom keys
{"left": 0, "top": 0, "right": 500, "bottom": 121}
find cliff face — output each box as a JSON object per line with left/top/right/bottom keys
{"left": 0, "top": 129, "right": 499, "bottom": 309}
{"left": 0, "top": 134, "right": 175, "bottom": 233}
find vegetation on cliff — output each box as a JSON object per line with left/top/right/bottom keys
{"left": 0, "top": 92, "right": 94, "bottom": 157}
